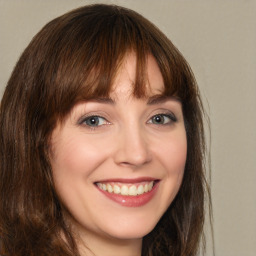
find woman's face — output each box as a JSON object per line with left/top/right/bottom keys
{"left": 50, "top": 53, "right": 187, "bottom": 242}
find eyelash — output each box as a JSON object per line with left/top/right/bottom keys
{"left": 79, "top": 112, "right": 177, "bottom": 129}
{"left": 147, "top": 113, "right": 177, "bottom": 125}
{"left": 78, "top": 115, "right": 110, "bottom": 128}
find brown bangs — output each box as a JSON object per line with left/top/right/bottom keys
{"left": 36, "top": 4, "right": 196, "bottom": 123}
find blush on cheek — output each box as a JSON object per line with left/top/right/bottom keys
{"left": 53, "top": 137, "right": 110, "bottom": 179}
{"left": 164, "top": 140, "right": 187, "bottom": 168}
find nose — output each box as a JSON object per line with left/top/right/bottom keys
{"left": 113, "top": 125, "right": 152, "bottom": 168}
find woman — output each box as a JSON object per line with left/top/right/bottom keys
{"left": 0, "top": 4, "right": 211, "bottom": 256}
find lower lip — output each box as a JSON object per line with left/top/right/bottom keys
{"left": 96, "top": 182, "right": 159, "bottom": 207}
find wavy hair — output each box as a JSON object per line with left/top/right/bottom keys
{"left": 0, "top": 4, "right": 211, "bottom": 256}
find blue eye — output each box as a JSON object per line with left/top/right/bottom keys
{"left": 82, "top": 116, "right": 108, "bottom": 127}
{"left": 149, "top": 114, "right": 176, "bottom": 125}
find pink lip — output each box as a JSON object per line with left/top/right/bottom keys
{"left": 95, "top": 179, "right": 160, "bottom": 207}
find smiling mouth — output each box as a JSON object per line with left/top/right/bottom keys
{"left": 94, "top": 179, "right": 160, "bottom": 207}
{"left": 95, "top": 180, "right": 158, "bottom": 196}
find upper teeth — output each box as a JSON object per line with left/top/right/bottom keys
{"left": 96, "top": 181, "right": 154, "bottom": 196}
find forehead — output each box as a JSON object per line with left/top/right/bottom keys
{"left": 110, "top": 53, "right": 164, "bottom": 100}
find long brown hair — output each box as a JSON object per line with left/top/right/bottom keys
{"left": 0, "top": 4, "right": 211, "bottom": 256}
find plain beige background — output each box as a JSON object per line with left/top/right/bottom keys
{"left": 0, "top": 0, "right": 256, "bottom": 255}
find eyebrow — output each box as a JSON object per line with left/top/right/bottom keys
{"left": 147, "top": 95, "right": 180, "bottom": 105}
{"left": 87, "top": 95, "right": 180, "bottom": 105}
{"left": 89, "top": 97, "right": 115, "bottom": 105}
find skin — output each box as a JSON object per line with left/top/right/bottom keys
{"left": 50, "top": 53, "right": 187, "bottom": 256}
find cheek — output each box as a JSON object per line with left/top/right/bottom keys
{"left": 156, "top": 131, "right": 187, "bottom": 200}
{"left": 158, "top": 132, "right": 187, "bottom": 174}
{"left": 50, "top": 133, "right": 112, "bottom": 221}
{"left": 168, "top": 140, "right": 187, "bottom": 172}
{"left": 52, "top": 134, "right": 110, "bottom": 180}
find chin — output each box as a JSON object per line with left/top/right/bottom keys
{"left": 98, "top": 215, "right": 159, "bottom": 240}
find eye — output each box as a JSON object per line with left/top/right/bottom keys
{"left": 148, "top": 113, "right": 177, "bottom": 125}
{"left": 81, "top": 115, "right": 109, "bottom": 127}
